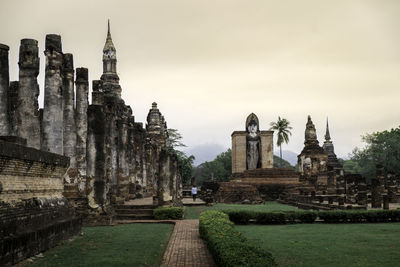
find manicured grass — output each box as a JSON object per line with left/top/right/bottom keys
{"left": 25, "top": 223, "right": 173, "bottom": 267}
{"left": 185, "top": 202, "right": 299, "bottom": 219}
{"left": 236, "top": 223, "right": 400, "bottom": 267}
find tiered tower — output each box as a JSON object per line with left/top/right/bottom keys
{"left": 101, "top": 20, "right": 121, "bottom": 98}
{"left": 322, "top": 118, "right": 342, "bottom": 169}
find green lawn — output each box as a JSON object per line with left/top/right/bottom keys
{"left": 25, "top": 223, "right": 173, "bottom": 267}
{"left": 237, "top": 223, "right": 400, "bottom": 267}
{"left": 185, "top": 202, "right": 299, "bottom": 219}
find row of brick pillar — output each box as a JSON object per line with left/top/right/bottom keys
{"left": 0, "top": 35, "right": 88, "bottom": 175}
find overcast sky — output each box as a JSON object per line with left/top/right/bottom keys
{"left": 1, "top": 0, "right": 400, "bottom": 159}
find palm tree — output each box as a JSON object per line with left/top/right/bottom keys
{"left": 269, "top": 117, "right": 292, "bottom": 167}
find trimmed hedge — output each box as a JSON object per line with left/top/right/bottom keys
{"left": 224, "top": 210, "right": 317, "bottom": 225}
{"left": 223, "top": 209, "right": 400, "bottom": 225}
{"left": 153, "top": 207, "right": 183, "bottom": 220}
{"left": 318, "top": 210, "right": 400, "bottom": 223}
{"left": 199, "top": 210, "right": 277, "bottom": 267}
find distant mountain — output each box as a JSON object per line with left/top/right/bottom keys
{"left": 183, "top": 143, "right": 227, "bottom": 166}
{"left": 274, "top": 150, "right": 298, "bottom": 166}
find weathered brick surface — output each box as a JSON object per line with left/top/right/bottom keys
{"left": 0, "top": 140, "right": 81, "bottom": 266}
{"left": 161, "top": 220, "right": 215, "bottom": 267}
{"left": 0, "top": 199, "right": 81, "bottom": 266}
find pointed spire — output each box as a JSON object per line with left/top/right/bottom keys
{"left": 103, "top": 19, "right": 115, "bottom": 53}
{"left": 107, "top": 19, "right": 111, "bottom": 38}
{"left": 325, "top": 117, "right": 331, "bottom": 141}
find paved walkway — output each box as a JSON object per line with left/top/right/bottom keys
{"left": 161, "top": 220, "right": 216, "bottom": 267}
{"left": 182, "top": 198, "right": 206, "bottom": 206}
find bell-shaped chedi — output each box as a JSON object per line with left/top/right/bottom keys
{"left": 297, "top": 115, "right": 328, "bottom": 178}
{"left": 301, "top": 115, "right": 325, "bottom": 154}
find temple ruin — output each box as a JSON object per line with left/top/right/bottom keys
{"left": 210, "top": 113, "right": 400, "bottom": 209}
{"left": 0, "top": 22, "right": 182, "bottom": 265}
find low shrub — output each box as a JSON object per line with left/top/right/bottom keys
{"left": 222, "top": 209, "right": 400, "bottom": 225}
{"left": 224, "top": 210, "right": 256, "bottom": 225}
{"left": 199, "top": 210, "right": 277, "bottom": 267}
{"left": 153, "top": 207, "right": 183, "bottom": 220}
{"left": 223, "top": 210, "right": 317, "bottom": 225}
{"left": 318, "top": 210, "right": 400, "bottom": 223}
{"left": 318, "top": 211, "right": 349, "bottom": 223}
{"left": 297, "top": 211, "right": 318, "bottom": 223}
{"left": 255, "top": 211, "right": 286, "bottom": 224}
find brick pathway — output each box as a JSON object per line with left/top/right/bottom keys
{"left": 161, "top": 220, "right": 216, "bottom": 267}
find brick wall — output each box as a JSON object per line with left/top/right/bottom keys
{"left": 0, "top": 140, "right": 81, "bottom": 266}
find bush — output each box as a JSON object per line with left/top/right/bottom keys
{"left": 318, "top": 210, "right": 400, "bottom": 223}
{"left": 222, "top": 209, "right": 400, "bottom": 225}
{"left": 318, "top": 211, "right": 348, "bottom": 223}
{"left": 255, "top": 212, "right": 286, "bottom": 224}
{"left": 153, "top": 207, "right": 183, "bottom": 220}
{"left": 297, "top": 211, "right": 318, "bottom": 223}
{"left": 222, "top": 210, "right": 317, "bottom": 225}
{"left": 199, "top": 210, "right": 277, "bottom": 267}
{"left": 224, "top": 210, "right": 256, "bottom": 225}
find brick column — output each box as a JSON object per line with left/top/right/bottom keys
{"left": 75, "top": 68, "right": 89, "bottom": 175}
{"left": 42, "top": 34, "right": 64, "bottom": 154}
{"left": 0, "top": 44, "right": 10, "bottom": 136}
{"left": 62, "top": 53, "right": 77, "bottom": 168}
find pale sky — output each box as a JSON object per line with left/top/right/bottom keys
{"left": 1, "top": 0, "right": 400, "bottom": 159}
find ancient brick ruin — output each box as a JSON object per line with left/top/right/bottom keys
{"left": 287, "top": 116, "right": 400, "bottom": 210}
{"left": 213, "top": 113, "right": 400, "bottom": 209}
{"left": 213, "top": 113, "right": 299, "bottom": 203}
{"left": 0, "top": 23, "right": 182, "bottom": 264}
{"left": 0, "top": 139, "right": 81, "bottom": 265}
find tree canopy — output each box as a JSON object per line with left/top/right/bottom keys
{"left": 192, "top": 149, "right": 232, "bottom": 185}
{"left": 166, "top": 128, "right": 195, "bottom": 185}
{"left": 349, "top": 126, "right": 400, "bottom": 182}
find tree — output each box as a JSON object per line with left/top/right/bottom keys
{"left": 350, "top": 126, "right": 400, "bottom": 182}
{"left": 167, "top": 128, "right": 186, "bottom": 148}
{"left": 192, "top": 149, "right": 232, "bottom": 185}
{"left": 273, "top": 155, "right": 293, "bottom": 169}
{"left": 269, "top": 117, "right": 292, "bottom": 167}
{"left": 166, "top": 129, "right": 195, "bottom": 185}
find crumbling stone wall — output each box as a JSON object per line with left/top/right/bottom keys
{"left": 1, "top": 27, "right": 183, "bottom": 226}
{"left": 0, "top": 140, "right": 81, "bottom": 266}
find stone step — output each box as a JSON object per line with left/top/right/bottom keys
{"left": 116, "top": 214, "right": 154, "bottom": 220}
{"left": 115, "top": 209, "right": 154, "bottom": 215}
{"left": 114, "top": 204, "right": 156, "bottom": 210}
